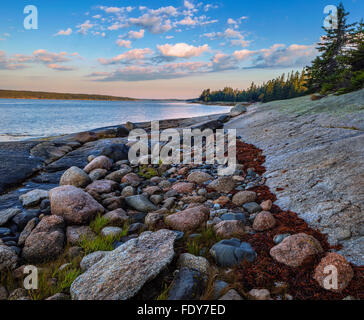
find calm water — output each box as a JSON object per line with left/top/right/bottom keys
{"left": 0, "top": 99, "right": 231, "bottom": 142}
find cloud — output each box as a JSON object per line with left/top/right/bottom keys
{"left": 54, "top": 28, "right": 72, "bottom": 36}
{"left": 47, "top": 64, "right": 75, "bottom": 71}
{"left": 98, "top": 48, "right": 153, "bottom": 65}
{"left": 204, "top": 4, "right": 218, "bottom": 12}
{"left": 157, "top": 43, "right": 209, "bottom": 58}
{"left": 77, "top": 20, "right": 94, "bottom": 35}
{"left": 249, "top": 44, "right": 317, "bottom": 68}
{"left": 0, "top": 50, "right": 78, "bottom": 71}
{"left": 129, "top": 14, "right": 172, "bottom": 34}
{"left": 184, "top": 1, "right": 195, "bottom": 10}
{"left": 116, "top": 39, "right": 132, "bottom": 48}
{"left": 128, "top": 29, "right": 145, "bottom": 39}
{"left": 233, "top": 49, "right": 256, "bottom": 60}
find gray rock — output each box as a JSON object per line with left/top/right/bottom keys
{"left": 60, "top": 166, "right": 91, "bottom": 188}
{"left": 66, "top": 226, "right": 96, "bottom": 245}
{"left": 0, "top": 208, "right": 22, "bottom": 226}
{"left": 104, "top": 209, "right": 129, "bottom": 227}
{"left": 177, "top": 253, "right": 210, "bottom": 275}
{"left": 0, "top": 245, "right": 18, "bottom": 272}
{"left": 242, "top": 202, "right": 262, "bottom": 214}
{"left": 89, "top": 169, "right": 107, "bottom": 181}
{"left": 125, "top": 195, "right": 158, "bottom": 213}
{"left": 219, "top": 289, "right": 243, "bottom": 300}
{"left": 70, "top": 229, "right": 177, "bottom": 300}
{"left": 0, "top": 286, "right": 8, "bottom": 300}
{"left": 168, "top": 267, "right": 206, "bottom": 300}
{"left": 101, "top": 226, "right": 123, "bottom": 237}
{"left": 80, "top": 251, "right": 109, "bottom": 271}
{"left": 230, "top": 103, "right": 247, "bottom": 117}
{"left": 100, "top": 144, "right": 129, "bottom": 162}
{"left": 210, "top": 238, "right": 256, "bottom": 267}
{"left": 18, "top": 217, "right": 39, "bottom": 246}
{"left": 212, "top": 280, "right": 229, "bottom": 299}
{"left": 273, "top": 233, "right": 291, "bottom": 244}
{"left": 19, "top": 189, "right": 49, "bottom": 208}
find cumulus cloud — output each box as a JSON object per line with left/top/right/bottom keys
{"left": 0, "top": 51, "right": 27, "bottom": 70}
{"left": 128, "top": 29, "right": 145, "bottom": 39}
{"left": 77, "top": 20, "right": 94, "bottom": 35}
{"left": 129, "top": 14, "right": 172, "bottom": 34}
{"left": 54, "top": 28, "right": 72, "bottom": 36}
{"left": 157, "top": 43, "right": 209, "bottom": 58}
{"left": 98, "top": 48, "right": 153, "bottom": 65}
{"left": 116, "top": 39, "right": 132, "bottom": 48}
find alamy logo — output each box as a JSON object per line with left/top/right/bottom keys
{"left": 23, "top": 265, "right": 38, "bottom": 290}
{"left": 24, "top": 5, "right": 38, "bottom": 30}
{"left": 323, "top": 265, "right": 338, "bottom": 290}
{"left": 128, "top": 121, "right": 237, "bottom": 176}
{"left": 323, "top": 5, "right": 338, "bottom": 30}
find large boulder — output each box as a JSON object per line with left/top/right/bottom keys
{"left": 60, "top": 166, "right": 91, "bottom": 188}
{"left": 70, "top": 230, "right": 177, "bottom": 300}
{"left": 19, "top": 189, "right": 48, "bottom": 208}
{"left": 0, "top": 245, "right": 18, "bottom": 272}
{"left": 125, "top": 195, "right": 158, "bottom": 213}
{"left": 49, "top": 186, "right": 104, "bottom": 225}
{"left": 80, "top": 251, "right": 109, "bottom": 271}
{"left": 313, "top": 253, "right": 354, "bottom": 292}
{"left": 165, "top": 205, "right": 209, "bottom": 232}
{"left": 270, "top": 233, "right": 323, "bottom": 267}
{"left": 208, "top": 177, "right": 236, "bottom": 193}
{"left": 100, "top": 144, "right": 129, "bottom": 162}
{"left": 22, "top": 215, "right": 65, "bottom": 263}
{"left": 230, "top": 103, "right": 248, "bottom": 117}
{"left": 84, "top": 156, "right": 112, "bottom": 174}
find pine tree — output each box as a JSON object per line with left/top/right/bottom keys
{"left": 306, "top": 2, "right": 355, "bottom": 93}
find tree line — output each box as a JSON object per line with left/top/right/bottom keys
{"left": 199, "top": 2, "right": 363, "bottom": 103}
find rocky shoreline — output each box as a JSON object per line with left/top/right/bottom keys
{"left": 0, "top": 102, "right": 363, "bottom": 300}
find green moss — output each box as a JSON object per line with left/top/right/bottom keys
{"left": 79, "top": 234, "right": 118, "bottom": 254}
{"left": 138, "top": 165, "right": 159, "bottom": 179}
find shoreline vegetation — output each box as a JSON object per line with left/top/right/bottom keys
{"left": 0, "top": 89, "right": 137, "bottom": 101}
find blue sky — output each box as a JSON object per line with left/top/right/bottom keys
{"left": 0, "top": 0, "right": 363, "bottom": 98}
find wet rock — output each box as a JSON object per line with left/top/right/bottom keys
{"left": 213, "top": 220, "right": 245, "bottom": 238}
{"left": 232, "top": 191, "right": 257, "bottom": 206}
{"left": 313, "top": 253, "right": 354, "bottom": 292}
{"left": 0, "top": 227, "right": 11, "bottom": 237}
{"left": 210, "top": 239, "right": 256, "bottom": 267}
{"left": 242, "top": 202, "right": 262, "bottom": 214}
{"left": 80, "top": 251, "right": 109, "bottom": 271}
{"left": 18, "top": 217, "right": 39, "bottom": 246}
{"left": 60, "top": 166, "right": 91, "bottom": 188}
{"left": 187, "top": 171, "right": 213, "bottom": 184}
{"left": 168, "top": 268, "right": 206, "bottom": 300}
{"left": 208, "top": 177, "right": 236, "bottom": 193}
{"left": 0, "top": 245, "right": 18, "bottom": 272}
{"left": 177, "top": 253, "right": 210, "bottom": 275}
{"left": 19, "top": 189, "right": 49, "bottom": 208}
{"left": 270, "top": 233, "right": 323, "bottom": 267}
{"left": 89, "top": 169, "right": 107, "bottom": 181}
{"left": 249, "top": 288, "right": 271, "bottom": 300}
{"left": 22, "top": 215, "right": 65, "bottom": 263}
{"left": 84, "top": 156, "right": 113, "bottom": 174}
{"left": 70, "top": 230, "right": 177, "bottom": 300}
{"left": 74, "top": 131, "right": 98, "bottom": 144}
{"left": 66, "top": 226, "right": 96, "bottom": 245}
{"left": 0, "top": 208, "right": 22, "bottom": 226}
{"left": 171, "top": 182, "right": 194, "bottom": 193}
{"left": 12, "top": 210, "right": 39, "bottom": 230}
{"left": 125, "top": 195, "right": 157, "bottom": 213}
{"left": 100, "top": 144, "right": 129, "bottom": 162}
{"left": 253, "top": 211, "right": 276, "bottom": 231}
{"left": 219, "top": 289, "right": 243, "bottom": 300}
{"left": 220, "top": 212, "right": 246, "bottom": 223}
{"left": 165, "top": 205, "right": 209, "bottom": 232}
{"left": 49, "top": 186, "right": 104, "bottom": 225}
{"left": 104, "top": 209, "right": 129, "bottom": 227}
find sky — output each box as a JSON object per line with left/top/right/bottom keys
{"left": 0, "top": 0, "right": 363, "bottom": 99}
